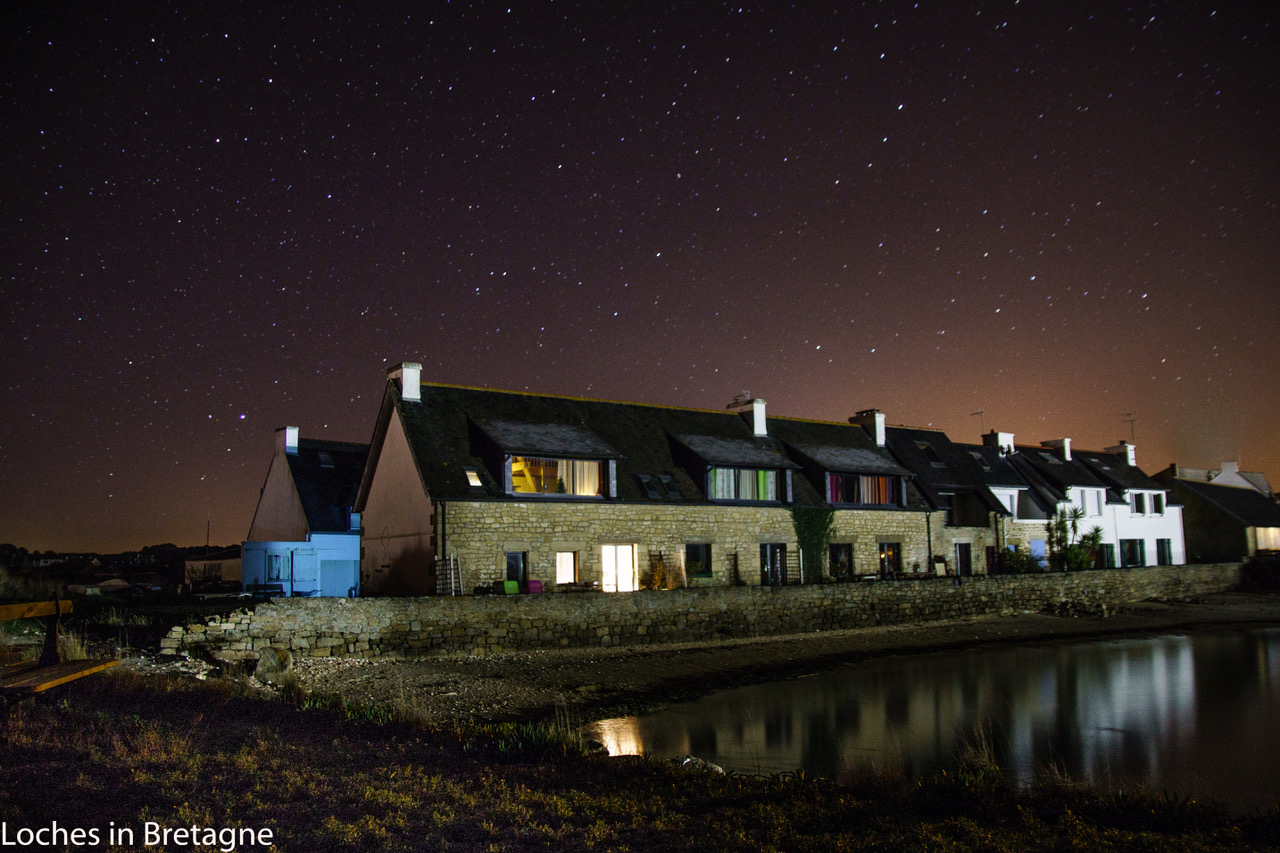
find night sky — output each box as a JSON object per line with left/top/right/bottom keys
{"left": 4, "top": 2, "right": 1277, "bottom": 553}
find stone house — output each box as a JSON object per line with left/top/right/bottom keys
{"left": 881, "top": 425, "right": 1017, "bottom": 576}
{"left": 354, "top": 363, "right": 934, "bottom": 596}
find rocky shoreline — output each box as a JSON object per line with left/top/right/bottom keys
{"left": 226, "top": 590, "right": 1280, "bottom": 726}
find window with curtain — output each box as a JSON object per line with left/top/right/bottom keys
{"left": 828, "top": 473, "right": 901, "bottom": 506}
{"left": 708, "top": 467, "right": 777, "bottom": 501}
{"left": 510, "top": 456, "right": 603, "bottom": 496}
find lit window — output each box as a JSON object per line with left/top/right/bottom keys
{"left": 511, "top": 456, "right": 603, "bottom": 496}
{"left": 709, "top": 467, "right": 778, "bottom": 501}
{"left": 555, "top": 551, "right": 578, "bottom": 584}
{"left": 465, "top": 468, "right": 483, "bottom": 488}
{"left": 602, "top": 544, "right": 638, "bottom": 592}
{"left": 828, "top": 473, "right": 901, "bottom": 506}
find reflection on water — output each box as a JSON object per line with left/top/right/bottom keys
{"left": 586, "top": 628, "right": 1280, "bottom": 812}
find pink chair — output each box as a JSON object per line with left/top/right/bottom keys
{"left": 526, "top": 580, "right": 543, "bottom": 594}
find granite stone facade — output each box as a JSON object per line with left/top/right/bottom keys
{"left": 445, "top": 501, "right": 937, "bottom": 591}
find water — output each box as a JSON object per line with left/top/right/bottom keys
{"left": 586, "top": 628, "right": 1280, "bottom": 812}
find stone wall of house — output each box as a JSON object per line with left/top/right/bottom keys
{"left": 162, "top": 563, "right": 1242, "bottom": 662}
{"left": 443, "top": 501, "right": 934, "bottom": 591}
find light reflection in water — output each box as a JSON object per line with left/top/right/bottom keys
{"left": 585, "top": 629, "right": 1280, "bottom": 812}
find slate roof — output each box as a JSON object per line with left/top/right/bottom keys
{"left": 1174, "top": 479, "right": 1280, "bottom": 528}
{"left": 286, "top": 439, "right": 368, "bottom": 532}
{"left": 477, "top": 420, "right": 620, "bottom": 458}
{"left": 954, "top": 442, "right": 1030, "bottom": 489}
{"left": 367, "top": 380, "right": 914, "bottom": 508}
{"left": 1008, "top": 445, "right": 1114, "bottom": 501}
{"left": 881, "top": 427, "right": 1009, "bottom": 514}
{"left": 1074, "top": 449, "right": 1165, "bottom": 493}
{"left": 768, "top": 418, "right": 909, "bottom": 477}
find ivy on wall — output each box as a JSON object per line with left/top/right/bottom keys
{"left": 791, "top": 506, "right": 835, "bottom": 581}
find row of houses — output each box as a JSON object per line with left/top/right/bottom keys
{"left": 242, "top": 362, "right": 1278, "bottom": 597}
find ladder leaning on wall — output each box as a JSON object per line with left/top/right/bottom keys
{"left": 436, "top": 554, "right": 463, "bottom": 596}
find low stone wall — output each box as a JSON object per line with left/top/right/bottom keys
{"left": 163, "top": 563, "right": 1243, "bottom": 662}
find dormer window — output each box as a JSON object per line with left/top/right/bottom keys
{"left": 709, "top": 467, "right": 778, "bottom": 501}
{"left": 828, "top": 473, "right": 902, "bottom": 506}
{"left": 511, "top": 456, "right": 603, "bottom": 497}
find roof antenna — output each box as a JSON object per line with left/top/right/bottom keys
{"left": 970, "top": 410, "right": 986, "bottom": 433}
{"left": 727, "top": 391, "right": 752, "bottom": 409}
{"left": 1123, "top": 413, "right": 1137, "bottom": 443}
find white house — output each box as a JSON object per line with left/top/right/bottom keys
{"left": 242, "top": 426, "right": 368, "bottom": 597}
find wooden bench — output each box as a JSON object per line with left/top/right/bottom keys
{"left": 0, "top": 599, "right": 119, "bottom": 696}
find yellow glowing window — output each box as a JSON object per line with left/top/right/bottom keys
{"left": 465, "top": 469, "right": 483, "bottom": 488}
{"left": 511, "top": 456, "right": 602, "bottom": 496}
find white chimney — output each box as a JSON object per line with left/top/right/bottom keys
{"left": 850, "top": 409, "right": 886, "bottom": 447}
{"left": 278, "top": 426, "right": 300, "bottom": 455}
{"left": 984, "top": 431, "right": 1015, "bottom": 456}
{"left": 1041, "top": 438, "right": 1072, "bottom": 461}
{"left": 751, "top": 399, "right": 766, "bottom": 436}
{"left": 728, "top": 395, "right": 767, "bottom": 436}
{"left": 1105, "top": 441, "right": 1138, "bottom": 466}
{"left": 1220, "top": 461, "right": 1239, "bottom": 475}
{"left": 390, "top": 361, "right": 422, "bottom": 402}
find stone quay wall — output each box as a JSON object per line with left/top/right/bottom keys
{"left": 162, "top": 563, "right": 1242, "bottom": 662}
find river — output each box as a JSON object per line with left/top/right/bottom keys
{"left": 586, "top": 627, "right": 1280, "bottom": 812}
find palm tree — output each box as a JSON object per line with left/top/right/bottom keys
{"left": 1047, "top": 507, "right": 1106, "bottom": 571}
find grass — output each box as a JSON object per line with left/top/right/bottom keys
{"left": 0, "top": 672, "right": 1276, "bottom": 852}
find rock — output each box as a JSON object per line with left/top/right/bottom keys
{"left": 671, "top": 755, "right": 725, "bottom": 774}
{"left": 254, "top": 647, "right": 294, "bottom": 683}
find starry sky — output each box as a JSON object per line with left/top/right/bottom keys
{"left": 4, "top": 2, "right": 1277, "bottom": 553}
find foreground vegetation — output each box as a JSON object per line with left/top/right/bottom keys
{"left": 1, "top": 673, "right": 1277, "bottom": 852}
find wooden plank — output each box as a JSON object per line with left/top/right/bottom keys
{"left": 0, "top": 601, "right": 73, "bottom": 622}
{"left": 0, "top": 658, "right": 118, "bottom": 694}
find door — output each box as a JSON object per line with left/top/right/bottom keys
{"left": 290, "top": 549, "right": 317, "bottom": 596}
{"left": 505, "top": 551, "right": 527, "bottom": 586}
{"left": 955, "top": 543, "right": 972, "bottom": 577}
{"left": 760, "top": 543, "right": 785, "bottom": 585}
{"left": 878, "top": 542, "right": 901, "bottom": 578}
{"left": 602, "top": 544, "right": 637, "bottom": 592}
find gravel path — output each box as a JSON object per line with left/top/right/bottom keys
{"left": 276, "top": 591, "right": 1280, "bottom": 725}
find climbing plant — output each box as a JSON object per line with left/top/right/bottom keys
{"left": 791, "top": 506, "right": 835, "bottom": 582}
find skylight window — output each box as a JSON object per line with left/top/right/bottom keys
{"left": 465, "top": 469, "right": 483, "bottom": 488}
{"left": 916, "top": 441, "right": 946, "bottom": 467}
{"left": 657, "top": 473, "right": 681, "bottom": 499}
{"left": 636, "top": 474, "right": 664, "bottom": 500}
